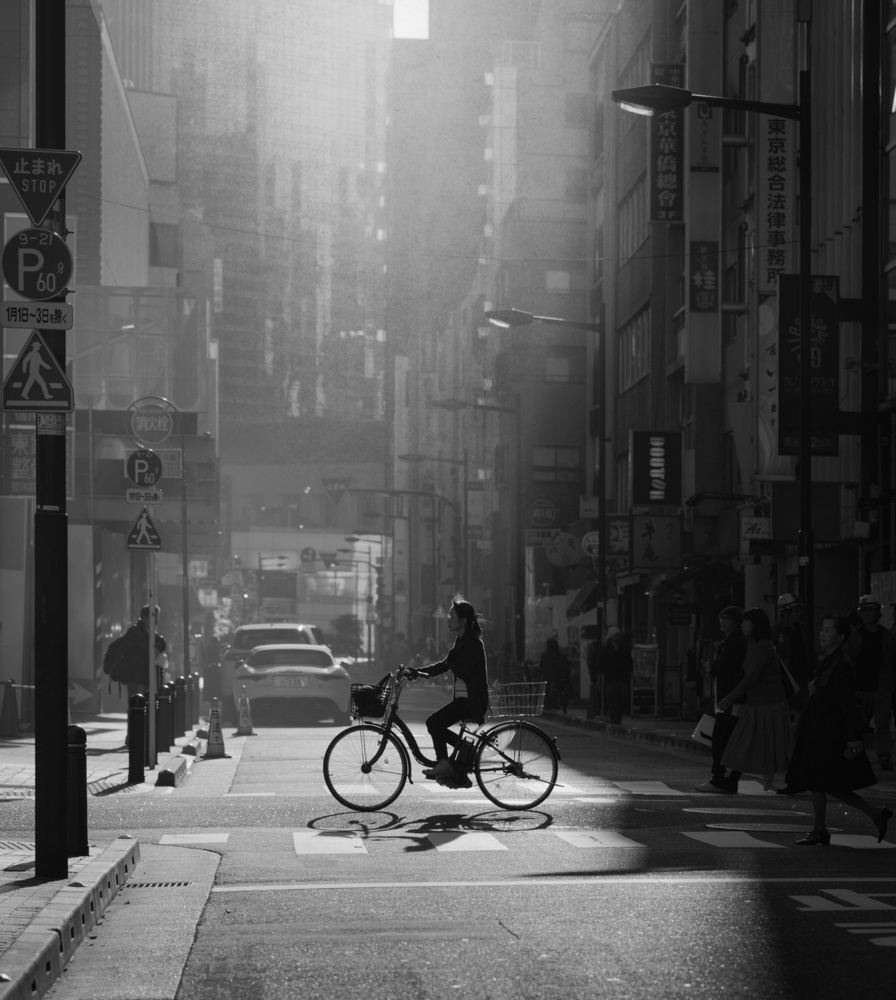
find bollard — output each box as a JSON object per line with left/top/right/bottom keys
{"left": 128, "top": 694, "right": 146, "bottom": 783}
{"left": 0, "top": 679, "right": 19, "bottom": 738}
{"left": 67, "top": 725, "right": 89, "bottom": 857}
{"left": 157, "top": 685, "right": 171, "bottom": 751}
{"left": 192, "top": 672, "right": 202, "bottom": 724}
{"left": 183, "top": 674, "right": 193, "bottom": 732}
{"left": 166, "top": 681, "right": 177, "bottom": 743}
{"left": 175, "top": 676, "right": 187, "bottom": 738}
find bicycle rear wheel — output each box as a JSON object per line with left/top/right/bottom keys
{"left": 323, "top": 724, "right": 408, "bottom": 811}
{"left": 474, "top": 720, "right": 558, "bottom": 809}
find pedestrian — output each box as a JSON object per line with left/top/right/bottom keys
{"left": 717, "top": 607, "right": 793, "bottom": 791}
{"left": 695, "top": 606, "right": 748, "bottom": 794}
{"left": 845, "top": 595, "right": 895, "bottom": 771}
{"left": 786, "top": 613, "right": 893, "bottom": 845}
{"left": 585, "top": 631, "right": 601, "bottom": 719}
{"left": 539, "top": 637, "right": 571, "bottom": 714}
{"left": 105, "top": 605, "right": 167, "bottom": 747}
{"left": 385, "top": 631, "right": 412, "bottom": 671}
{"left": 601, "top": 626, "right": 633, "bottom": 725}
{"left": 771, "top": 594, "right": 814, "bottom": 712}
{"left": 408, "top": 599, "right": 489, "bottom": 785}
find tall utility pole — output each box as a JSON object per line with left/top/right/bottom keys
{"left": 34, "top": 0, "right": 70, "bottom": 878}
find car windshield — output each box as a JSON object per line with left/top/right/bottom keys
{"left": 235, "top": 629, "right": 307, "bottom": 649}
{"left": 249, "top": 649, "right": 333, "bottom": 668}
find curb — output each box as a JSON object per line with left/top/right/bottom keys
{"left": 0, "top": 836, "right": 140, "bottom": 1000}
{"left": 154, "top": 754, "right": 192, "bottom": 787}
{"left": 541, "top": 710, "right": 712, "bottom": 759}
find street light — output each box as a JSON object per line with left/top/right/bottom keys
{"left": 484, "top": 310, "right": 604, "bottom": 658}
{"left": 612, "top": 30, "right": 814, "bottom": 627}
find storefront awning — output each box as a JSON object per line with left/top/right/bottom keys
{"left": 566, "top": 579, "right": 600, "bottom": 619}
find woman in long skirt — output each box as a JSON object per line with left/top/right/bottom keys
{"left": 785, "top": 613, "right": 892, "bottom": 845}
{"left": 717, "top": 607, "right": 793, "bottom": 791}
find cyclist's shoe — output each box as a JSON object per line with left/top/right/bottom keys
{"left": 437, "top": 773, "right": 473, "bottom": 789}
{"left": 424, "top": 758, "right": 454, "bottom": 780}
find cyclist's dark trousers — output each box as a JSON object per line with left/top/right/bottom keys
{"left": 426, "top": 698, "right": 471, "bottom": 760}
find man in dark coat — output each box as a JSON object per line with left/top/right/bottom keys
{"left": 695, "top": 606, "right": 747, "bottom": 794}
{"left": 601, "top": 627, "right": 633, "bottom": 725}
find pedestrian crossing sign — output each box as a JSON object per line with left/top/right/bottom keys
{"left": 1, "top": 330, "right": 73, "bottom": 412}
{"left": 126, "top": 506, "right": 162, "bottom": 551}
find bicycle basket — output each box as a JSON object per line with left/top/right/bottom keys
{"left": 488, "top": 681, "right": 547, "bottom": 718}
{"left": 350, "top": 677, "right": 392, "bottom": 718}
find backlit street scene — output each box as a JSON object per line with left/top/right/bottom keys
{"left": 2, "top": 2, "right": 896, "bottom": 998}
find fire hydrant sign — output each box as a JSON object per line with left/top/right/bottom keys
{"left": 0, "top": 147, "right": 82, "bottom": 227}
{"left": 1, "top": 228, "right": 73, "bottom": 301}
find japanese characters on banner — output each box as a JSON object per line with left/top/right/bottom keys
{"left": 630, "top": 431, "right": 682, "bottom": 507}
{"left": 776, "top": 274, "right": 839, "bottom": 457}
{"left": 2, "top": 423, "right": 73, "bottom": 496}
{"left": 649, "top": 64, "right": 684, "bottom": 223}
{"left": 689, "top": 241, "right": 719, "bottom": 313}
{"left": 631, "top": 515, "right": 681, "bottom": 571}
{"left": 757, "top": 115, "right": 795, "bottom": 293}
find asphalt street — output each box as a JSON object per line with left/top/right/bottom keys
{"left": 3, "top": 684, "right": 893, "bottom": 1000}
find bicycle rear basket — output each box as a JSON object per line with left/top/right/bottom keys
{"left": 350, "top": 677, "right": 392, "bottom": 718}
{"left": 488, "top": 681, "right": 547, "bottom": 718}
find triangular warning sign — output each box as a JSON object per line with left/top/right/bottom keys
{"left": 322, "top": 477, "right": 351, "bottom": 505}
{"left": 1, "top": 330, "right": 73, "bottom": 412}
{"left": 127, "top": 507, "right": 162, "bottom": 551}
{"left": 0, "top": 147, "right": 82, "bottom": 227}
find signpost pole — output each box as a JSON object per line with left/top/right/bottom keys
{"left": 33, "top": 0, "right": 69, "bottom": 878}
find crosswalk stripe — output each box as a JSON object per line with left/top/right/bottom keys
{"left": 427, "top": 831, "right": 507, "bottom": 852}
{"left": 830, "top": 834, "right": 896, "bottom": 850}
{"left": 683, "top": 831, "right": 784, "bottom": 848}
{"left": 554, "top": 830, "right": 645, "bottom": 848}
{"left": 612, "top": 781, "right": 687, "bottom": 796}
{"left": 293, "top": 831, "right": 368, "bottom": 855}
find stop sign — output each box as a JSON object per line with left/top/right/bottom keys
{"left": 126, "top": 449, "right": 163, "bottom": 487}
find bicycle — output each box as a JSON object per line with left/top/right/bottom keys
{"left": 322, "top": 669, "right": 561, "bottom": 812}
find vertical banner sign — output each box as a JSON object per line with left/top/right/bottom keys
{"left": 630, "top": 431, "right": 682, "bottom": 507}
{"left": 689, "top": 241, "right": 719, "bottom": 312}
{"left": 777, "top": 274, "right": 839, "bottom": 457}
{"left": 757, "top": 116, "right": 794, "bottom": 291}
{"left": 649, "top": 64, "right": 684, "bottom": 222}
{"left": 631, "top": 514, "right": 682, "bottom": 570}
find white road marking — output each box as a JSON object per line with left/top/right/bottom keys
{"left": 159, "top": 833, "right": 230, "bottom": 844}
{"left": 293, "top": 831, "right": 368, "bottom": 855}
{"left": 613, "top": 781, "right": 687, "bottom": 796}
{"left": 224, "top": 792, "right": 276, "bottom": 797}
{"left": 213, "top": 876, "right": 896, "bottom": 893}
{"left": 683, "top": 831, "right": 784, "bottom": 848}
{"left": 554, "top": 830, "right": 645, "bottom": 848}
{"left": 575, "top": 797, "right": 623, "bottom": 804}
{"left": 830, "top": 834, "right": 896, "bottom": 849}
{"left": 426, "top": 831, "right": 507, "bottom": 852}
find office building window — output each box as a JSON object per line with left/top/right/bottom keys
{"left": 531, "top": 446, "right": 582, "bottom": 483}
{"left": 618, "top": 307, "right": 650, "bottom": 391}
{"left": 618, "top": 178, "right": 648, "bottom": 260}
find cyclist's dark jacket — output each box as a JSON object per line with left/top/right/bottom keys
{"left": 426, "top": 630, "right": 490, "bottom": 723}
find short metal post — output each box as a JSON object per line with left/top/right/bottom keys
{"left": 175, "top": 676, "right": 186, "bottom": 737}
{"left": 183, "top": 674, "right": 193, "bottom": 731}
{"left": 166, "top": 681, "right": 177, "bottom": 742}
{"left": 128, "top": 695, "right": 145, "bottom": 783}
{"left": 67, "top": 725, "right": 88, "bottom": 857}
{"left": 192, "top": 673, "right": 202, "bottom": 723}
{"left": 157, "top": 685, "right": 170, "bottom": 751}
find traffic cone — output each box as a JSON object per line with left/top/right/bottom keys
{"left": 0, "top": 681, "right": 19, "bottom": 738}
{"left": 202, "top": 698, "right": 230, "bottom": 758}
{"left": 234, "top": 687, "right": 256, "bottom": 736}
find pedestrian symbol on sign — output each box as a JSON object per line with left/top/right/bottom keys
{"left": 126, "top": 507, "right": 162, "bottom": 551}
{"left": 1, "top": 330, "right": 73, "bottom": 412}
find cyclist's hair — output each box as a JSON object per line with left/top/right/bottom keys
{"left": 452, "top": 599, "right": 481, "bottom": 637}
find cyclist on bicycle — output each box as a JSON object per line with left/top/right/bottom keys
{"left": 407, "top": 598, "right": 490, "bottom": 781}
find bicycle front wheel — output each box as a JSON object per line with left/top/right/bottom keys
{"left": 474, "top": 720, "right": 558, "bottom": 809}
{"left": 323, "top": 724, "right": 408, "bottom": 811}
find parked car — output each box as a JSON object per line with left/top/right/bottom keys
{"left": 233, "top": 644, "right": 350, "bottom": 724}
{"left": 219, "top": 622, "right": 327, "bottom": 721}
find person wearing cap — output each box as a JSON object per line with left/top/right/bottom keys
{"left": 695, "top": 606, "right": 748, "bottom": 794}
{"left": 845, "top": 595, "right": 895, "bottom": 771}
{"left": 600, "top": 626, "right": 633, "bottom": 725}
{"left": 771, "top": 594, "right": 814, "bottom": 709}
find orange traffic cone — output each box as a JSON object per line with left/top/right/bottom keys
{"left": 0, "top": 681, "right": 19, "bottom": 738}
{"left": 234, "top": 687, "right": 256, "bottom": 736}
{"left": 202, "top": 698, "right": 230, "bottom": 758}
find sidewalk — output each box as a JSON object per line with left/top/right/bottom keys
{"left": 0, "top": 711, "right": 205, "bottom": 1000}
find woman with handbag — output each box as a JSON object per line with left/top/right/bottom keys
{"left": 717, "top": 607, "right": 793, "bottom": 792}
{"left": 784, "top": 613, "right": 893, "bottom": 845}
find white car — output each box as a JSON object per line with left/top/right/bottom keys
{"left": 232, "top": 644, "right": 351, "bottom": 724}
